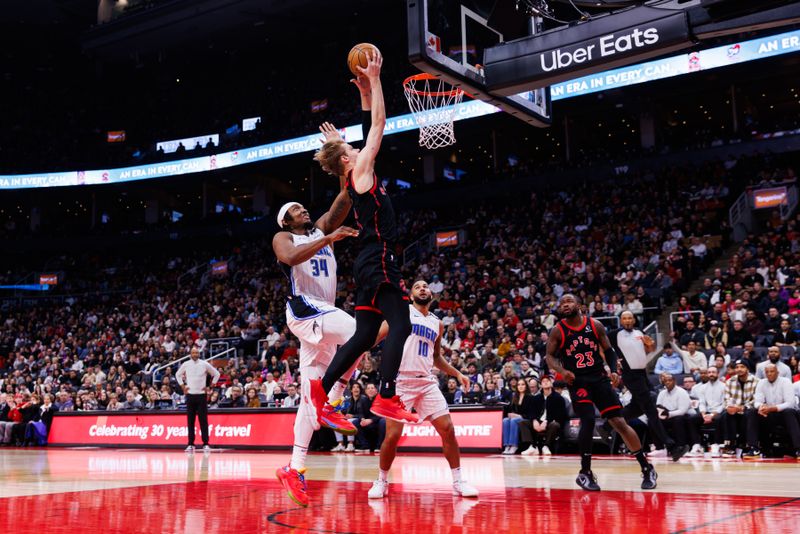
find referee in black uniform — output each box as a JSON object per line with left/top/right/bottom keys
{"left": 610, "top": 311, "right": 688, "bottom": 462}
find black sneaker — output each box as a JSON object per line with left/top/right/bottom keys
{"left": 794, "top": 449, "right": 800, "bottom": 460}
{"left": 721, "top": 446, "right": 737, "bottom": 457}
{"left": 741, "top": 448, "right": 762, "bottom": 460}
{"left": 668, "top": 444, "right": 690, "bottom": 462}
{"left": 576, "top": 470, "right": 601, "bottom": 491}
{"left": 641, "top": 465, "right": 658, "bottom": 490}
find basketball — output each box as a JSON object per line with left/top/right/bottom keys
{"left": 347, "top": 42, "right": 381, "bottom": 76}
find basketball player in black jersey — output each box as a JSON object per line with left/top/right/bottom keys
{"left": 546, "top": 294, "right": 657, "bottom": 491}
{"left": 309, "top": 51, "right": 417, "bottom": 424}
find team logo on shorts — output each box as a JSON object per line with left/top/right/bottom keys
{"left": 576, "top": 388, "right": 588, "bottom": 398}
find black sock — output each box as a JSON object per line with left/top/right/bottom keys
{"left": 379, "top": 379, "right": 396, "bottom": 398}
{"left": 580, "top": 453, "right": 592, "bottom": 473}
{"left": 631, "top": 449, "right": 650, "bottom": 470}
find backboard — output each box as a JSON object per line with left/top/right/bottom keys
{"left": 407, "top": 0, "right": 552, "bottom": 127}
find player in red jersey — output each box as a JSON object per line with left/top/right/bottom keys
{"left": 310, "top": 51, "right": 417, "bottom": 426}
{"left": 545, "top": 294, "right": 657, "bottom": 491}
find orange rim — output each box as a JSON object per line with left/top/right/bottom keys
{"left": 403, "top": 73, "right": 468, "bottom": 98}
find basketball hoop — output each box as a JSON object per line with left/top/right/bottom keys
{"left": 403, "top": 73, "right": 465, "bottom": 150}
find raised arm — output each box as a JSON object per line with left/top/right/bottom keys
{"left": 352, "top": 52, "right": 385, "bottom": 194}
{"left": 272, "top": 227, "right": 357, "bottom": 267}
{"left": 315, "top": 122, "right": 353, "bottom": 234}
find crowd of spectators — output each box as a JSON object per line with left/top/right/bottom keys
{"left": 651, "top": 163, "right": 800, "bottom": 458}
{"left": 2, "top": 152, "right": 799, "bottom": 459}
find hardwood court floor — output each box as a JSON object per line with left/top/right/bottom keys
{"left": 0, "top": 448, "right": 798, "bottom": 533}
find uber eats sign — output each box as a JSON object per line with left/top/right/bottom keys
{"left": 486, "top": 9, "right": 692, "bottom": 92}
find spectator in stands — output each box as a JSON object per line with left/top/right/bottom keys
{"left": 482, "top": 381, "right": 502, "bottom": 405}
{"left": 464, "top": 383, "right": 483, "bottom": 404}
{"left": 679, "top": 321, "right": 705, "bottom": 347}
{"left": 755, "top": 346, "right": 793, "bottom": 380}
{"left": 0, "top": 398, "right": 20, "bottom": 444}
{"left": 744, "top": 310, "right": 765, "bottom": 341}
{"left": 54, "top": 391, "right": 74, "bottom": 412}
{"left": 670, "top": 336, "right": 708, "bottom": 376}
{"left": 721, "top": 360, "right": 758, "bottom": 457}
{"left": 332, "top": 383, "right": 370, "bottom": 452}
{"left": 789, "top": 355, "right": 800, "bottom": 381}
{"left": 230, "top": 386, "right": 246, "bottom": 408}
{"left": 358, "top": 358, "right": 380, "bottom": 386}
{"left": 654, "top": 344, "right": 684, "bottom": 375}
{"left": 144, "top": 389, "right": 160, "bottom": 410}
{"left": 727, "top": 320, "right": 753, "bottom": 348}
{"left": 691, "top": 366, "right": 726, "bottom": 456}
{"left": 681, "top": 376, "right": 698, "bottom": 394}
{"left": 121, "top": 391, "right": 143, "bottom": 410}
{"left": 775, "top": 319, "right": 797, "bottom": 347}
{"left": 656, "top": 373, "right": 702, "bottom": 456}
{"left": 282, "top": 383, "right": 300, "bottom": 408}
{"left": 106, "top": 394, "right": 122, "bottom": 411}
{"left": 443, "top": 377, "right": 464, "bottom": 405}
{"left": 710, "top": 342, "right": 731, "bottom": 368}
{"left": 749, "top": 363, "right": 800, "bottom": 459}
{"left": 520, "top": 376, "right": 567, "bottom": 456}
{"left": 246, "top": 387, "right": 261, "bottom": 408}
{"left": 704, "top": 321, "right": 727, "bottom": 349}
{"left": 502, "top": 380, "right": 533, "bottom": 455}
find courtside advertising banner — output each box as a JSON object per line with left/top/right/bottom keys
{"left": 48, "top": 408, "right": 502, "bottom": 449}
{"left": 397, "top": 409, "right": 502, "bottom": 449}
{"left": 48, "top": 412, "right": 297, "bottom": 447}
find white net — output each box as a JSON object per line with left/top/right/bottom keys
{"left": 403, "top": 75, "right": 465, "bottom": 150}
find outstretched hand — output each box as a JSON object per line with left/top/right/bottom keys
{"left": 328, "top": 226, "right": 359, "bottom": 243}
{"left": 351, "top": 75, "right": 371, "bottom": 96}
{"left": 357, "top": 51, "right": 383, "bottom": 80}
{"left": 319, "top": 121, "right": 342, "bottom": 144}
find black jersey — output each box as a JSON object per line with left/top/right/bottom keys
{"left": 346, "top": 170, "right": 398, "bottom": 247}
{"left": 554, "top": 316, "right": 606, "bottom": 376}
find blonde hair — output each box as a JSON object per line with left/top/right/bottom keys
{"left": 314, "top": 140, "right": 348, "bottom": 177}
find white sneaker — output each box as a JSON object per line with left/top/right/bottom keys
{"left": 355, "top": 448, "right": 370, "bottom": 453}
{"left": 709, "top": 444, "right": 722, "bottom": 458}
{"left": 506, "top": 446, "right": 518, "bottom": 455}
{"left": 331, "top": 443, "right": 346, "bottom": 452}
{"left": 520, "top": 446, "right": 537, "bottom": 456}
{"left": 687, "top": 444, "right": 704, "bottom": 457}
{"left": 185, "top": 445, "right": 195, "bottom": 453}
{"left": 453, "top": 480, "right": 479, "bottom": 498}
{"left": 202, "top": 445, "right": 211, "bottom": 453}
{"left": 345, "top": 443, "right": 355, "bottom": 452}
{"left": 541, "top": 446, "right": 552, "bottom": 455}
{"left": 502, "top": 446, "right": 511, "bottom": 455}
{"left": 647, "top": 448, "right": 668, "bottom": 458}
{"left": 368, "top": 479, "right": 389, "bottom": 499}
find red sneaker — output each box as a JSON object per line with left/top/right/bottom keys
{"left": 306, "top": 379, "right": 328, "bottom": 431}
{"left": 370, "top": 395, "right": 418, "bottom": 424}
{"left": 320, "top": 403, "right": 358, "bottom": 436}
{"left": 276, "top": 465, "right": 309, "bottom": 507}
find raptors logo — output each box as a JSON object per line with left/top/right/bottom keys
{"left": 576, "top": 388, "right": 588, "bottom": 398}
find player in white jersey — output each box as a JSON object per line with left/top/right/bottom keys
{"left": 273, "top": 124, "right": 364, "bottom": 507}
{"left": 368, "top": 280, "right": 479, "bottom": 499}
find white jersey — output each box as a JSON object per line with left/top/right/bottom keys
{"left": 279, "top": 227, "right": 337, "bottom": 305}
{"left": 399, "top": 305, "right": 441, "bottom": 377}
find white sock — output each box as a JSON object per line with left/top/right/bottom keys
{"left": 328, "top": 380, "right": 347, "bottom": 404}
{"left": 378, "top": 469, "right": 389, "bottom": 482}
{"left": 451, "top": 467, "right": 462, "bottom": 483}
{"left": 290, "top": 445, "right": 308, "bottom": 471}
{"left": 291, "top": 386, "right": 316, "bottom": 471}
